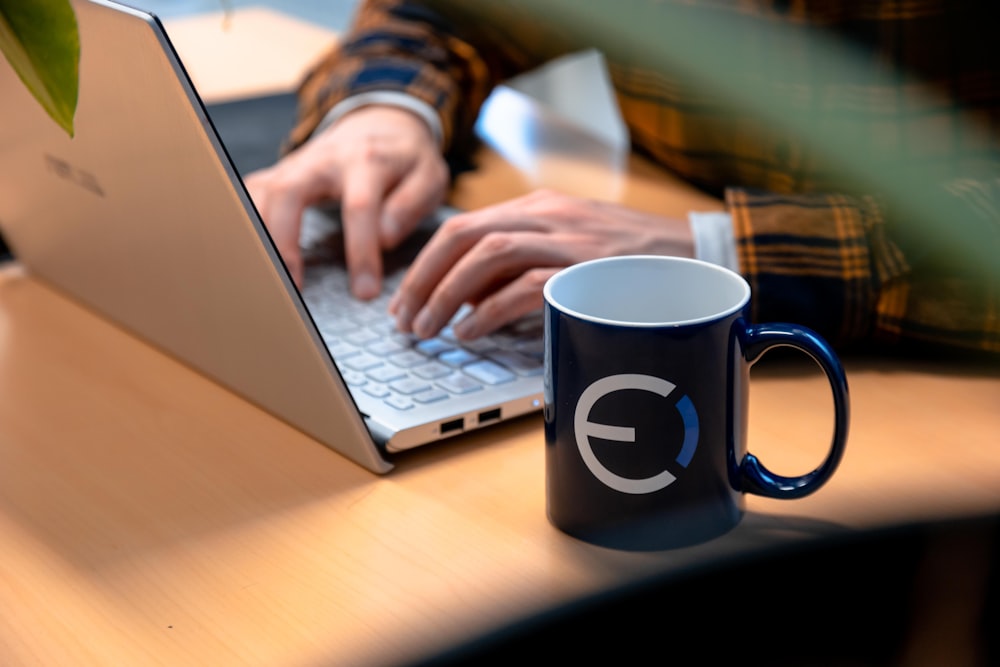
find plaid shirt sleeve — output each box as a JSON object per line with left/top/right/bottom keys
{"left": 288, "top": 0, "right": 1000, "bottom": 356}
{"left": 728, "top": 187, "right": 1000, "bottom": 354}
{"left": 286, "top": 0, "right": 536, "bottom": 159}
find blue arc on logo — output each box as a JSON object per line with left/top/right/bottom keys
{"left": 673, "top": 394, "right": 698, "bottom": 468}
{"left": 574, "top": 373, "right": 700, "bottom": 495}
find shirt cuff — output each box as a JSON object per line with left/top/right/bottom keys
{"left": 689, "top": 210, "right": 738, "bottom": 272}
{"left": 310, "top": 91, "right": 444, "bottom": 147}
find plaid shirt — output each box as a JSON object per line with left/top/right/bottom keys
{"left": 289, "top": 0, "right": 1000, "bottom": 355}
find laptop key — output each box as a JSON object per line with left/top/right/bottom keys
{"left": 343, "top": 329, "right": 382, "bottom": 346}
{"left": 326, "top": 340, "right": 362, "bottom": 358}
{"left": 389, "top": 377, "right": 432, "bottom": 395}
{"left": 463, "top": 360, "right": 516, "bottom": 385}
{"left": 487, "top": 350, "right": 544, "bottom": 376}
{"left": 363, "top": 383, "right": 391, "bottom": 399}
{"left": 341, "top": 370, "right": 367, "bottom": 386}
{"left": 352, "top": 308, "right": 386, "bottom": 324}
{"left": 413, "top": 388, "right": 449, "bottom": 404}
{"left": 385, "top": 395, "right": 414, "bottom": 410}
{"left": 437, "top": 373, "right": 483, "bottom": 394}
{"left": 415, "top": 337, "right": 454, "bottom": 357}
{"left": 343, "top": 352, "right": 384, "bottom": 371}
{"left": 439, "top": 348, "right": 481, "bottom": 367}
{"left": 368, "top": 366, "right": 408, "bottom": 383}
{"left": 387, "top": 350, "right": 427, "bottom": 368}
{"left": 412, "top": 361, "right": 452, "bottom": 379}
{"left": 367, "top": 338, "right": 407, "bottom": 356}
{"left": 321, "top": 318, "right": 361, "bottom": 335}
{"left": 457, "top": 337, "right": 498, "bottom": 354}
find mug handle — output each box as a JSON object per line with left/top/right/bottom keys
{"left": 738, "top": 323, "right": 850, "bottom": 499}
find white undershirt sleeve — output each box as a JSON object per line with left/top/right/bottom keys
{"left": 688, "top": 210, "right": 738, "bottom": 272}
{"left": 310, "top": 91, "right": 444, "bottom": 147}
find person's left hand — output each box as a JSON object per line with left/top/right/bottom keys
{"left": 388, "top": 189, "right": 697, "bottom": 340}
{"left": 244, "top": 105, "right": 449, "bottom": 297}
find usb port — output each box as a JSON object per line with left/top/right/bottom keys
{"left": 478, "top": 408, "right": 502, "bottom": 424}
{"left": 440, "top": 418, "right": 464, "bottom": 435}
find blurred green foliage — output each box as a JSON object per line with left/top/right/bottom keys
{"left": 0, "top": 0, "right": 80, "bottom": 136}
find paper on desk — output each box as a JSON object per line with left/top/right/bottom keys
{"left": 503, "top": 48, "right": 630, "bottom": 151}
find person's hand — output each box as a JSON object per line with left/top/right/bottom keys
{"left": 388, "top": 189, "right": 697, "bottom": 340}
{"left": 244, "top": 105, "right": 449, "bottom": 298}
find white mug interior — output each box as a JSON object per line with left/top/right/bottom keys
{"left": 544, "top": 256, "right": 751, "bottom": 326}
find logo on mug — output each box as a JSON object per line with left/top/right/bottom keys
{"left": 574, "top": 374, "right": 699, "bottom": 494}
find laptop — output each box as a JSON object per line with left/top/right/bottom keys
{"left": 0, "top": 0, "right": 544, "bottom": 474}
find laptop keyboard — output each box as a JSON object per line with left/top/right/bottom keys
{"left": 302, "top": 266, "right": 544, "bottom": 413}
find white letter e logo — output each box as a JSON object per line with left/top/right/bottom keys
{"left": 574, "top": 373, "right": 699, "bottom": 495}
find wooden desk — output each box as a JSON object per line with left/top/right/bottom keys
{"left": 1, "top": 8, "right": 999, "bottom": 667}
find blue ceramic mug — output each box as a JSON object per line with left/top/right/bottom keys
{"left": 543, "top": 256, "right": 849, "bottom": 550}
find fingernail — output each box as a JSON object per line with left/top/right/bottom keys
{"left": 352, "top": 272, "right": 379, "bottom": 300}
{"left": 412, "top": 307, "right": 436, "bottom": 339}
{"left": 452, "top": 311, "right": 479, "bottom": 340}
{"left": 393, "top": 302, "right": 413, "bottom": 332}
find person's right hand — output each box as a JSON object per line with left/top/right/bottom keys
{"left": 388, "top": 189, "right": 697, "bottom": 341}
{"left": 244, "top": 104, "right": 450, "bottom": 299}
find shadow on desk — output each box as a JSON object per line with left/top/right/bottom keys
{"left": 412, "top": 512, "right": 1000, "bottom": 667}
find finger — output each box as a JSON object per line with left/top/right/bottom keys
{"left": 339, "top": 163, "right": 389, "bottom": 300}
{"left": 389, "top": 195, "right": 555, "bottom": 329}
{"left": 451, "top": 267, "right": 558, "bottom": 340}
{"left": 387, "top": 212, "right": 483, "bottom": 331}
{"left": 247, "top": 167, "right": 334, "bottom": 288}
{"left": 409, "top": 230, "right": 571, "bottom": 338}
{"left": 266, "top": 193, "right": 308, "bottom": 287}
{"left": 379, "top": 155, "right": 448, "bottom": 249}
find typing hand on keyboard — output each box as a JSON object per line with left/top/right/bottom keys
{"left": 303, "top": 265, "right": 543, "bottom": 411}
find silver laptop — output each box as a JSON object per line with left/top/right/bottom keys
{"left": 0, "top": 0, "right": 543, "bottom": 474}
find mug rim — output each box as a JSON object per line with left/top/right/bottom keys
{"left": 543, "top": 255, "right": 751, "bottom": 327}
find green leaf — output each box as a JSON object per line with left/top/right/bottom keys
{"left": 0, "top": 0, "right": 80, "bottom": 137}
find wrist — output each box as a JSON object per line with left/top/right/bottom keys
{"left": 312, "top": 92, "right": 443, "bottom": 147}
